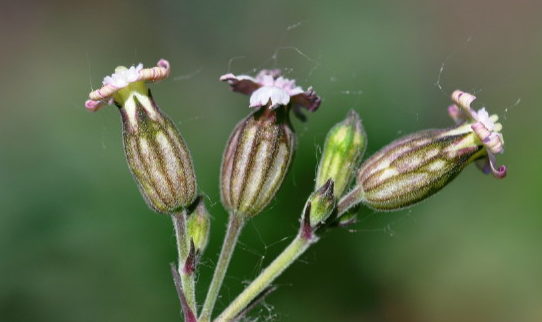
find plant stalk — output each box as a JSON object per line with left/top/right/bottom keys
{"left": 172, "top": 210, "right": 197, "bottom": 315}
{"left": 214, "top": 231, "right": 314, "bottom": 322}
{"left": 337, "top": 186, "right": 362, "bottom": 216}
{"left": 199, "top": 213, "right": 245, "bottom": 322}
{"left": 170, "top": 263, "right": 197, "bottom": 322}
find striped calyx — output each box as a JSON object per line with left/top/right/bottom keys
{"left": 120, "top": 87, "right": 196, "bottom": 214}
{"left": 354, "top": 125, "right": 486, "bottom": 211}
{"left": 220, "top": 106, "right": 295, "bottom": 218}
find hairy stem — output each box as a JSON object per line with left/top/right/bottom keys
{"left": 172, "top": 210, "right": 197, "bottom": 314}
{"left": 199, "top": 213, "right": 245, "bottom": 322}
{"left": 337, "top": 186, "right": 362, "bottom": 216}
{"left": 170, "top": 263, "right": 197, "bottom": 322}
{"left": 214, "top": 231, "right": 314, "bottom": 322}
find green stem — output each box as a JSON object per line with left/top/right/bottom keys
{"left": 214, "top": 231, "right": 314, "bottom": 322}
{"left": 199, "top": 214, "right": 245, "bottom": 322}
{"left": 337, "top": 186, "right": 362, "bottom": 216}
{"left": 172, "top": 210, "right": 197, "bottom": 315}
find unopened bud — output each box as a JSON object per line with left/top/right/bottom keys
{"left": 221, "top": 107, "right": 295, "bottom": 218}
{"left": 85, "top": 61, "right": 197, "bottom": 214}
{"left": 186, "top": 197, "right": 211, "bottom": 255}
{"left": 304, "top": 179, "right": 335, "bottom": 227}
{"left": 316, "top": 110, "right": 367, "bottom": 198}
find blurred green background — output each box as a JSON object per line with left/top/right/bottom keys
{"left": 1, "top": 0, "right": 541, "bottom": 321}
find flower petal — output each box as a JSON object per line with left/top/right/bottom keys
{"left": 291, "top": 87, "right": 322, "bottom": 112}
{"left": 220, "top": 73, "right": 261, "bottom": 95}
{"left": 475, "top": 108, "right": 495, "bottom": 131}
{"left": 487, "top": 153, "right": 507, "bottom": 179}
{"left": 85, "top": 99, "right": 107, "bottom": 112}
{"left": 249, "top": 86, "right": 290, "bottom": 109}
{"left": 451, "top": 90, "right": 478, "bottom": 121}
{"left": 471, "top": 122, "right": 504, "bottom": 155}
{"left": 86, "top": 60, "right": 169, "bottom": 111}
{"left": 103, "top": 63, "right": 143, "bottom": 88}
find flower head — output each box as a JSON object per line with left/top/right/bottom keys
{"left": 85, "top": 59, "right": 170, "bottom": 112}
{"left": 85, "top": 60, "right": 197, "bottom": 214}
{"left": 449, "top": 90, "right": 506, "bottom": 179}
{"left": 339, "top": 90, "right": 507, "bottom": 212}
{"left": 220, "top": 69, "right": 321, "bottom": 120}
{"left": 102, "top": 63, "right": 143, "bottom": 88}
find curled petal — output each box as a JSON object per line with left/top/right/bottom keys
{"left": 473, "top": 136, "right": 506, "bottom": 179}
{"left": 475, "top": 157, "right": 506, "bottom": 179}
{"left": 291, "top": 86, "right": 322, "bottom": 112}
{"left": 220, "top": 73, "right": 260, "bottom": 95}
{"left": 138, "top": 59, "right": 170, "bottom": 82}
{"left": 471, "top": 122, "right": 504, "bottom": 155}
{"left": 89, "top": 84, "right": 118, "bottom": 101}
{"left": 487, "top": 153, "right": 507, "bottom": 179}
{"left": 451, "top": 90, "right": 478, "bottom": 121}
{"left": 249, "top": 86, "right": 290, "bottom": 109}
{"left": 484, "top": 133, "right": 504, "bottom": 155}
{"left": 86, "top": 60, "right": 170, "bottom": 111}
{"left": 85, "top": 99, "right": 109, "bottom": 112}
{"left": 471, "top": 122, "right": 492, "bottom": 142}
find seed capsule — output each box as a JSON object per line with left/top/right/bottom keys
{"left": 220, "top": 107, "right": 295, "bottom": 218}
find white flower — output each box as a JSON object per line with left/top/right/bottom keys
{"left": 220, "top": 70, "right": 321, "bottom": 118}
{"left": 86, "top": 60, "right": 170, "bottom": 112}
{"left": 449, "top": 90, "right": 506, "bottom": 179}
{"left": 474, "top": 108, "right": 495, "bottom": 132}
{"left": 103, "top": 63, "right": 143, "bottom": 88}
{"left": 249, "top": 86, "right": 291, "bottom": 109}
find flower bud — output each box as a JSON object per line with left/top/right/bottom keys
{"left": 85, "top": 61, "right": 197, "bottom": 214}
{"left": 220, "top": 107, "right": 295, "bottom": 218}
{"left": 186, "top": 197, "right": 211, "bottom": 255}
{"left": 304, "top": 179, "right": 336, "bottom": 228}
{"left": 315, "top": 110, "right": 367, "bottom": 198}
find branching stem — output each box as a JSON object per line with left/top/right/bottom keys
{"left": 214, "top": 230, "right": 315, "bottom": 322}
{"left": 212, "top": 193, "right": 358, "bottom": 321}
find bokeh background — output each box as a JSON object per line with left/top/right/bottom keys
{"left": 1, "top": 0, "right": 541, "bottom": 321}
